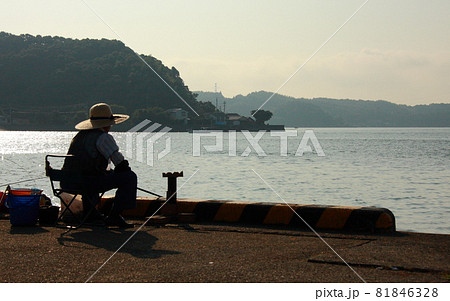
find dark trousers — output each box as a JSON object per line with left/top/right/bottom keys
{"left": 80, "top": 170, "right": 137, "bottom": 213}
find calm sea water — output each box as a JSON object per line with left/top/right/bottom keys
{"left": 0, "top": 128, "right": 449, "bottom": 234}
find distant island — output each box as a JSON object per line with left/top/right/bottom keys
{"left": 0, "top": 32, "right": 282, "bottom": 131}
{"left": 195, "top": 91, "right": 450, "bottom": 127}
{"left": 0, "top": 32, "right": 448, "bottom": 130}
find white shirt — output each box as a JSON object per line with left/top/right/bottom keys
{"left": 96, "top": 133, "right": 125, "bottom": 166}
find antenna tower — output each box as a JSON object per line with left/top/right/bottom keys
{"left": 215, "top": 83, "right": 219, "bottom": 111}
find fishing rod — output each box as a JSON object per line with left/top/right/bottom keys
{"left": 0, "top": 176, "right": 48, "bottom": 188}
{"left": 137, "top": 187, "right": 162, "bottom": 198}
{"left": 1, "top": 156, "right": 47, "bottom": 187}
{"left": 2, "top": 181, "right": 164, "bottom": 199}
{"left": 2, "top": 156, "right": 162, "bottom": 197}
{"left": 1, "top": 169, "right": 162, "bottom": 198}
{"left": 1, "top": 172, "right": 162, "bottom": 197}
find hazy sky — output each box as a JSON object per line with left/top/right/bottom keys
{"left": 1, "top": 0, "right": 449, "bottom": 105}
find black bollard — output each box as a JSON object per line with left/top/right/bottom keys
{"left": 162, "top": 171, "right": 183, "bottom": 204}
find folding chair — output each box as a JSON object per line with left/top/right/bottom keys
{"left": 45, "top": 154, "right": 107, "bottom": 229}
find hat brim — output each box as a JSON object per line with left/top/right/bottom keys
{"left": 75, "top": 114, "right": 129, "bottom": 130}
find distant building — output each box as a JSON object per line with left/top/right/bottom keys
{"left": 10, "top": 110, "right": 31, "bottom": 125}
{"left": 198, "top": 111, "right": 283, "bottom": 131}
{"left": 0, "top": 115, "right": 8, "bottom": 125}
{"left": 204, "top": 112, "right": 258, "bottom": 129}
{"left": 0, "top": 109, "right": 10, "bottom": 125}
{"left": 226, "top": 113, "right": 255, "bottom": 127}
{"left": 166, "top": 108, "right": 188, "bottom": 125}
{"left": 207, "top": 111, "right": 227, "bottom": 126}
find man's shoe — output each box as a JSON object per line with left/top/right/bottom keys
{"left": 105, "top": 214, "right": 134, "bottom": 228}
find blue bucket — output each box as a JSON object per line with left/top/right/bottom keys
{"left": 7, "top": 194, "right": 40, "bottom": 226}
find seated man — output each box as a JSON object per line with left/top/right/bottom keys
{"left": 62, "top": 103, "right": 137, "bottom": 228}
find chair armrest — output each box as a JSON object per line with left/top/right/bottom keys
{"left": 45, "top": 154, "right": 74, "bottom": 177}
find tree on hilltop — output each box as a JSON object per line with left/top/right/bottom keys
{"left": 251, "top": 109, "right": 273, "bottom": 124}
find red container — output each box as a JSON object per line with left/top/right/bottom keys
{"left": 9, "top": 188, "right": 42, "bottom": 196}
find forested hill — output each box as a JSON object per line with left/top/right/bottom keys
{"left": 0, "top": 32, "right": 213, "bottom": 129}
{"left": 196, "top": 91, "right": 450, "bottom": 127}
{"left": 1, "top": 32, "right": 448, "bottom": 129}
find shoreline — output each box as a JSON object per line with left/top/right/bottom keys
{"left": 1, "top": 126, "right": 450, "bottom": 132}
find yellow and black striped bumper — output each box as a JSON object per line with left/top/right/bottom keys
{"left": 101, "top": 197, "right": 396, "bottom": 232}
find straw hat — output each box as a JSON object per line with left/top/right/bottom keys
{"left": 75, "top": 103, "right": 129, "bottom": 130}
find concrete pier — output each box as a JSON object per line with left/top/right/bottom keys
{"left": 3, "top": 196, "right": 445, "bottom": 283}
{"left": 0, "top": 218, "right": 448, "bottom": 282}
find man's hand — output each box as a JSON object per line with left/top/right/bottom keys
{"left": 114, "top": 160, "right": 131, "bottom": 173}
